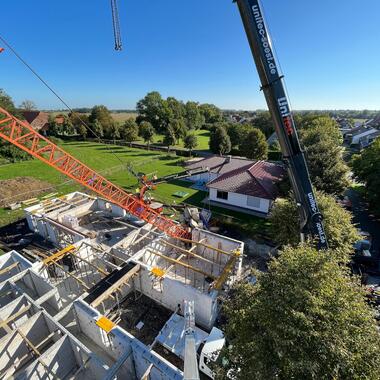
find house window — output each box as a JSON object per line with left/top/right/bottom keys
{"left": 247, "top": 195, "right": 261, "bottom": 208}
{"left": 216, "top": 191, "right": 228, "bottom": 200}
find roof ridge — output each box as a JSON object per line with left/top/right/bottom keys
{"left": 247, "top": 161, "right": 277, "bottom": 199}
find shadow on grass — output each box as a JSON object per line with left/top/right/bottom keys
{"left": 96, "top": 146, "right": 126, "bottom": 151}
{"left": 63, "top": 142, "right": 101, "bottom": 148}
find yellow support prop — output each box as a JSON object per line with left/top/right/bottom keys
{"left": 96, "top": 316, "right": 115, "bottom": 333}
{"left": 42, "top": 245, "right": 76, "bottom": 265}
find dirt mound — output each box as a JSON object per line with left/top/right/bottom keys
{"left": 0, "top": 177, "right": 53, "bottom": 207}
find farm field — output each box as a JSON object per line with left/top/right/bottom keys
{"left": 0, "top": 141, "right": 268, "bottom": 238}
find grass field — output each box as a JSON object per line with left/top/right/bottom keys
{"left": 0, "top": 141, "right": 268, "bottom": 238}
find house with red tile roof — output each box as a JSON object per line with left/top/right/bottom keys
{"left": 22, "top": 111, "right": 49, "bottom": 132}
{"left": 185, "top": 156, "right": 286, "bottom": 215}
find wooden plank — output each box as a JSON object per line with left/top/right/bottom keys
{"left": 0, "top": 304, "right": 31, "bottom": 330}
{"left": 0, "top": 262, "right": 19, "bottom": 276}
{"left": 147, "top": 249, "right": 216, "bottom": 280}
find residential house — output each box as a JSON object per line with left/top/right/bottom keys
{"left": 364, "top": 116, "right": 380, "bottom": 129}
{"left": 186, "top": 156, "right": 286, "bottom": 216}
{"left": 22, "top": 111, "right": 49, "bottom": 133}
{"left": 351, "top": 128, "right": 380, "bottom": 149}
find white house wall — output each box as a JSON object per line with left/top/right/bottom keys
{"left": 209, "top": 188, "right": 270, "bottom": 213}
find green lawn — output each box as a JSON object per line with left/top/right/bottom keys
{"left": 0, "top": 140, "right": 268, "bottom": 238}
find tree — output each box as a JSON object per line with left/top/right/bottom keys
{"left": 92, "top": 119, "right": 104, "bottom": 142}
{"left": 62, "top": 116, "right": 75, "bottom": 135}
{"left": 139, "top": 121, "right": 155, "bottom": 149}
{"left": 109, "top": 123, "right": 120, "bottom": 144}
{"left": 77, "top": 124, "right": 88, "bottom": 140}
{"left": 183, "top": 133, "right": 198, "bottom": 156}
{"left": 0, "top": 89, "right": 19, "bottom": 116}
{"left": 226, "top": 123, "right": 250, "bottom": 148}
{"left": 121, "top": 119, "right": 139, "bottom": 142}
{"left": 185, "top": 101, "right": 204, "bottom": 130}
{"left": 89, "top": 105, "right": 114, "bottom": 137}
{"left": 47, "top": 115, "right": 62, "bottom": 137}
{"left": 0, "top": 91, "right": 32, "bottom": 162}
{"left": 239, "top": 128, "right": 268, "bottom": 160}
{"left": 269, "top": 191, "right": 359, "bottom": 257}
{"left": 269, "top": 139, "right": 281, "bottom": 152}
{"left": 136, "top": 91, "right": 172, "bottom": 133}
{"left": 68, "top": 112, "right": 90, "bottom": 132}
{"left": 220, "top": 245, "right": 380, "bottom": 380}
{"left": 300, "top": 116, "right": 350, "bottom": 195}
{"left": 252, "top": 111, "right": 274, "bottom": 137}
{"left": 169, "top": 118, "right": 187, "bottom": 142}
{"left": 351, "top": 139, "right": 380, "bottom": 216}
{"left": 209, "top": 126, "right": 231, "bottom": 155}
{"left": 166, "top": 97, "right": 186, "bottom": 122}
{"left": 19, "top": 100, "right": 36, "bottom": 111}
{"left": 163, "top": 126, "right": 176, "bottom": 151}
{"left": 200, "top": 103, "right": 223, "bottom": 124}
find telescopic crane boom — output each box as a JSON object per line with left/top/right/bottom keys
{"left": 235, "top": 0, "right": 328, "bottom": 249}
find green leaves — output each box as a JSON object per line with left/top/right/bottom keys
{"left": 221, "top": 246, "right": 380, "bottom": 380}
{"left": 239, "top": 128, "right": 268, "bottom": 160}
{"left": 351, "top": 139, "right": 380, "bottom": 216}
{"left": 269, "top": 192, "right": 359, "bottom": 258}
{"left": 209, "top": 125, "right": 231, "bottom": 155}
{"left": 300, "top": 116, "right": 350, "bottom": 195}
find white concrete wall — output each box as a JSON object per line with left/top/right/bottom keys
{"left": 0, "top": 296, "right": 39, "bottom": 338}
{"left": 12, "top": 269, "right": 62, "bottom": 313}
{"left": 194, "top": 229, "right": 244, "bottom": 287}
{"left": 209, "top": 188, "right": 270, "bottom": 213}
{"left": 96, "top": 198, "right": 126, "bottom": 217}
{"left": 134, "top": 268, "right": 217, "bottom": 330}
{"left": 74, "top": 300, "right": 182, "bottom": 379}
{"left": 0, "top": 251, "right": 32, "bottom": 283}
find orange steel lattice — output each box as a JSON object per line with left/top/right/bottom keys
{"left": 0, "top": 107, "right": 190, "bottom": 239}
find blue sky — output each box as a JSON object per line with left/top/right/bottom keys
{"left": 1, "top": 0, "right": 379, "bottom": 110}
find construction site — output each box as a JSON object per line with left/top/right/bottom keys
{"left": 0, "top": 190, "right": 244, "bottom": 379}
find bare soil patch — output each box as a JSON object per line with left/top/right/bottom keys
{"left": 0, "top": 177, "right": 53, "bottom": 207}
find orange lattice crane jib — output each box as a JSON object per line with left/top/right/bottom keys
{"left": 0, "top": 107, "right": 190, "bottom": 239}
